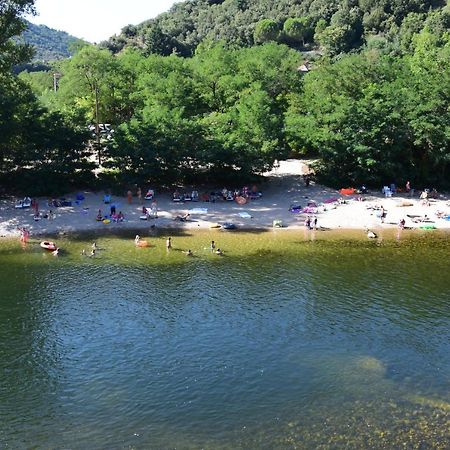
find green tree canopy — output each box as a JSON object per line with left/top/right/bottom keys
{"left": 0, "top": 0, "right": 35, "bottom": 71}
{"left": 283, "top": 17, "right": 312, "bottom": 46}
{"left": 254, "top": 19, "right": 280, "bottom": 44}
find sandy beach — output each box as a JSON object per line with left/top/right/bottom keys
{"left": 1, "top": 160, "right": 449, "bottom": 239}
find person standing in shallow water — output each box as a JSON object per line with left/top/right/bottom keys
{"left": 210, "top": 240, "right": 215, "bottom": 251}
{"left": 137, "top": 187, "right": 142, "bottom": 202}
{"left": 166, "top": 237, "right": 172, "bottom": 250}
{"left": 305, "top": 216, "right": 311, "bottom": 229}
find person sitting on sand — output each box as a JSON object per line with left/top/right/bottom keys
{"left": 419, "top": 190, "right": 430, "bottom": 206}
{"left": 398, "top": 218, "right": 406, "bottom": 229}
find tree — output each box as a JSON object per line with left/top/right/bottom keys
{"left": 283, "top": 17, "right": 312, "bottom": 46}
{"left": 0, "top": 72, "right": 90, "bottom": 193}
{"left": 314, "top": 18, "right": 327, "bottom": 41}
{"left": 315, "top": 24, "right": 352, "bottom": 55}
{"left": 398, "top": 12, "right": 426, "bottom": 52}
{"left": 144, "top": 25, "right": 175, "bottom": 56}
{"left": 254, "top": 19, "right": 280, "bottom": 44}
{"left": 0, "top": 0, "right": 35, "bottom": 71}
{"left": 285, "top": 45, "right": 449, "bottom": 188}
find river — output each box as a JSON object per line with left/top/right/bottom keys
{"left": 0, "top": 231, "right": 449, "bottom": 448}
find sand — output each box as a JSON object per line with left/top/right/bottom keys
{"left": 1, "top": 160, "right": 449, "bottom": 239}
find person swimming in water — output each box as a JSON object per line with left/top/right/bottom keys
{"left": 215, "top": 248, "right": 223, "bottom": 256}
{"left": 183, "top": 249, "right": 193, "bottom": 256}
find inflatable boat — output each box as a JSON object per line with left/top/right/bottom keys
{"left": 40, "top": 241, "right": 57, "bottom": 251}
{"left": 136, "top": 240, "right": 150, "bottom": 247}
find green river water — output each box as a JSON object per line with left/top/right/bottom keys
{"left": 0, "top": 230, "right": 449, "bottom": 449}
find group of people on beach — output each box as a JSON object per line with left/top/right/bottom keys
{"left": 96, "top": 208, "right": 125, "bottom": 222}
{"left": 172, "top": 185, "right": 261, "bottom": 203}
{"left": 125, "top": 187, "right": 154, "bottom": 204}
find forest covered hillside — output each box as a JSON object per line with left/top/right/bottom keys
{"left": 21, "top": 21, "right": 82, "bottom": 62}
{"left": 102, "top": 0, "right": 448, "bottom": 56}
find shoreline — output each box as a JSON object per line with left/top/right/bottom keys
{"left": 1, "top": 161, "right": 449, "bottom": 240}
{"left": 1, "top": 227, "right": 449, "bottom": 243}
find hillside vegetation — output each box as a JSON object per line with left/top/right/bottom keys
{"left": 103, "top": 0, "right": 447, "bottom": 56}
{"left": 21, "top": 21, "right": 82, "bottom": 62}
{"left": 1, "top": 0, "right": 449, "bottom": 195}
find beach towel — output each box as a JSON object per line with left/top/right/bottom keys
{"left": 190, "top": 208, "right": 208, "bottom": 214}
{"left": 324, "top": 197, "right": 338, "bottom": 204}
{"left": 239, "top": 212, "right": 252, "bottom": 219}
{"left": 301, "top": 207, "right": 318, "bottom": 214}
